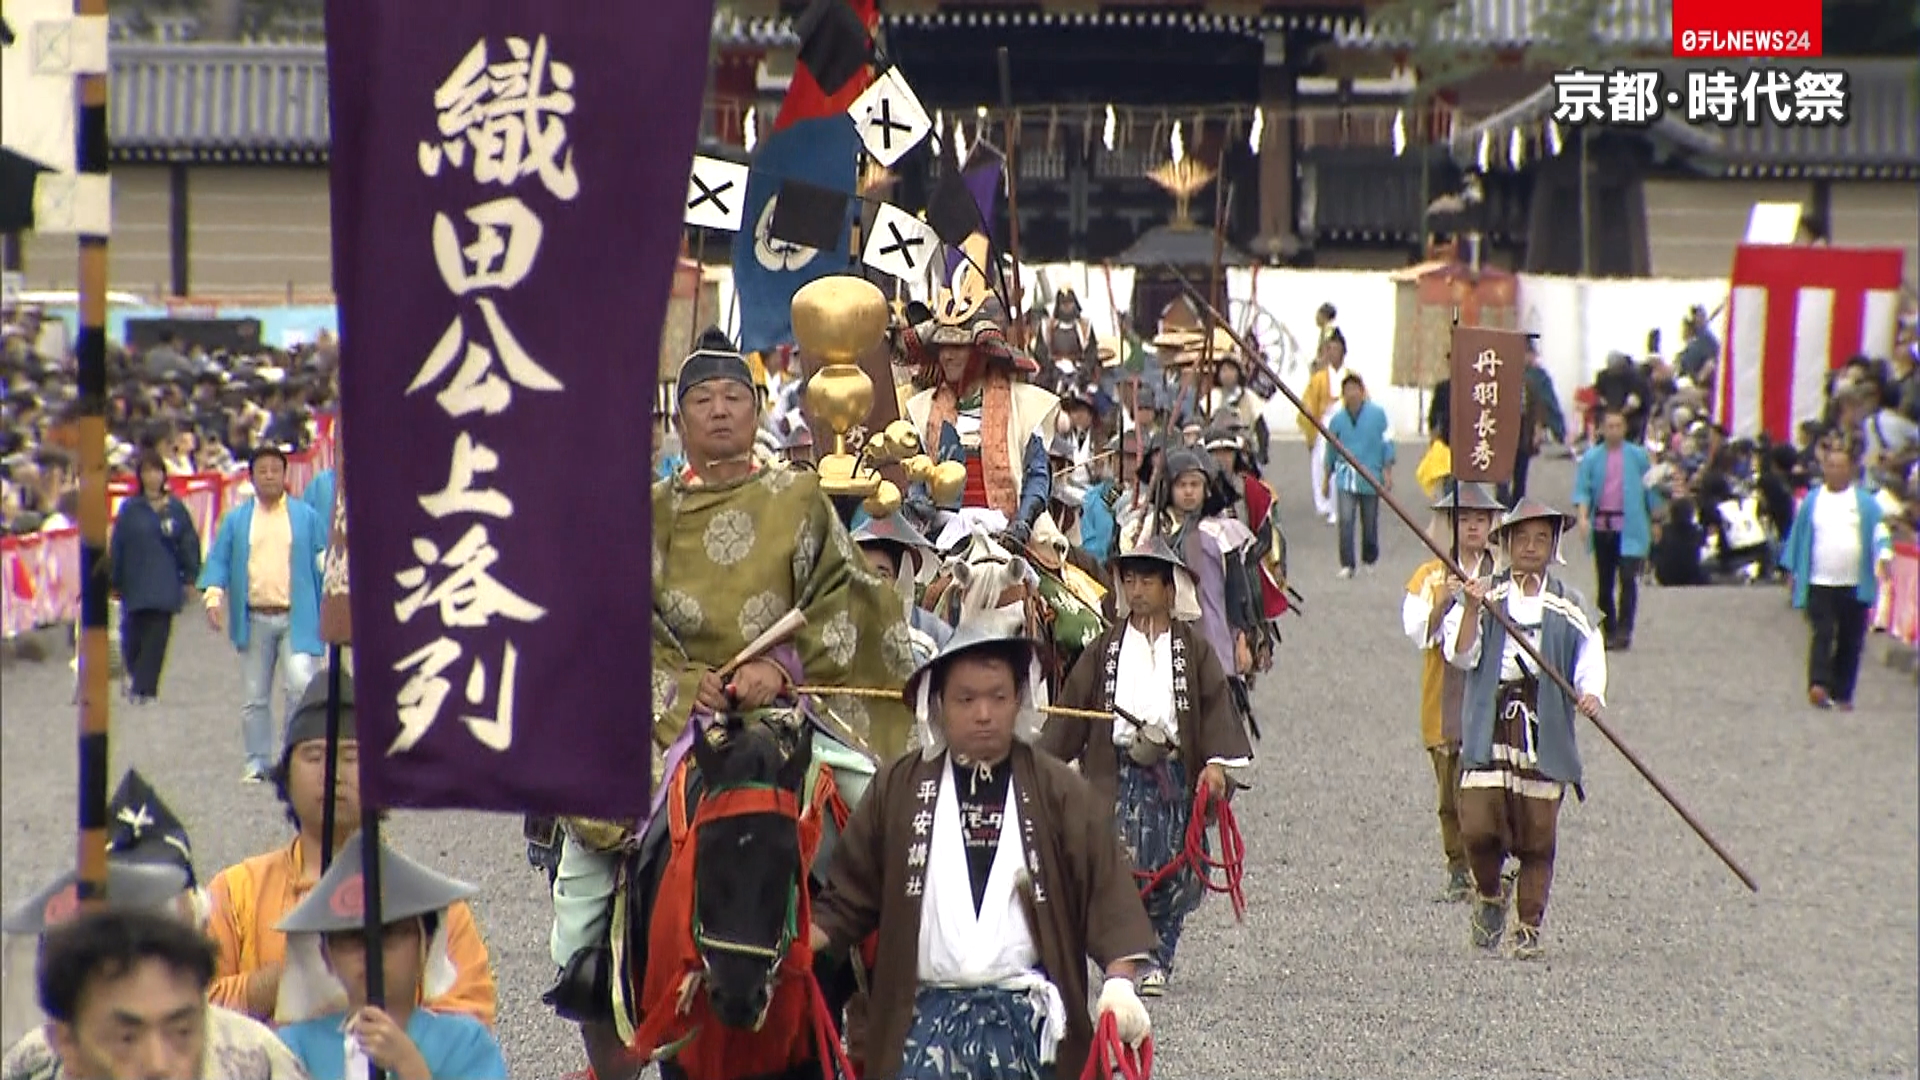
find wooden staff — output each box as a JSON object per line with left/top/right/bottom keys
{"left": 794, "top": 684, "right": 1114, "bottom": 721}
{"left": 996, "top": 47, "right": 1026, "bottom": 349}
{"left": 1054, "top": 447, "right": 1118, "bottom": 479}
{"left": 74, "top": 0, "right": 113, "bottom": 911}
{"left": 1196, "top": 148, "right": 1232, "bottom": 421}
{"left": 1160, "top": 263, "right": 1759, "bottom": 893}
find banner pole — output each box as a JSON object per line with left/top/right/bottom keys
{"left": 1163, "top": 262, "right": 1758, "bottom": 894}
{"left": 319, "top": 650, "right": 344, "bottom": 869}
{"left": 360, "top": 807, "right": 388, "bottom": 1080}
{"left": 74, "top": 0, "right": 114, "bottom": 911}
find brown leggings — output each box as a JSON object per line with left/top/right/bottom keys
{"left": 1458, "top": 787, "right": 1561, "bottom": 926}
{"left": 1428, "top": 746, "right": 1465, "bottom": 874}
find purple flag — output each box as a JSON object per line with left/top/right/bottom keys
{"left": 322, "top": 0, "right": 712, "bottom": 818}
{"left": 943, "top": 158, "right": 1004, "bottom": 280}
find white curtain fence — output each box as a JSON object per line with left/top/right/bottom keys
{"left": 711, "top": 262, "right": 1731, "bottom": 438}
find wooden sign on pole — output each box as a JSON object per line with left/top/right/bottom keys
{"left": 1447, "top": 325, "right": 1528, "bottom": 485}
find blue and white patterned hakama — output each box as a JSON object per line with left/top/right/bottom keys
{"left": 896, "top": 985, "right": 1054, "bottom": 1080}
{"left": 1115, "top": 751, "right": 1206, "bottom": 972}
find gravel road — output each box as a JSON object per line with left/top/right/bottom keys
{"left": 3, "top": 444, "right": 1915, "bottom": 1079}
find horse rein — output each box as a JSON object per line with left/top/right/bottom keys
{"left": 687, "top": 782, "right": 805, "bottom": 1030}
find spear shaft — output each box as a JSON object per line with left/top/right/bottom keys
{"left": 1161, "top": 263, "right": 1757, "bottom": 894}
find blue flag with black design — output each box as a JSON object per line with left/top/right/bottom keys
{"left": 731, "top": 116, "right": 859, "bottom": 355}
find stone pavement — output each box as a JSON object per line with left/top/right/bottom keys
{"left": 2, "top": 445, "right": 1914, "bottom": 1079}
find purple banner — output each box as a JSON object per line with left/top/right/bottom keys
{"left": 323, "top": 0, "right": 713, "bottom": 818}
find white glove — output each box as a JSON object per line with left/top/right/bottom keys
{"left": 1096, "top": 976, "right": 1151, "bottom": 1048}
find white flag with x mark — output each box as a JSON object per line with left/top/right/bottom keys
{"left": 861, "top": 202, "right": 937, "bottom": 282}
{"left": 848, "top": 67, "right": 932, "bottom": 168}
{"left": 684, "top": 155, "right": 751, "bottom": 231}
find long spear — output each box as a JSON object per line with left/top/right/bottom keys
{"left": 1161, "top": 264, "right": 1758, "bottom": 893}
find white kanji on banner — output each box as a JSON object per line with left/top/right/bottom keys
{"left": 684, "top": 155, "right": 751, "bottom": 231}
{"left": 848, "top": 67, "right": 932, "bottom": 168}
{"left": 861, "top": 202, "right": 936, "bottom": 282}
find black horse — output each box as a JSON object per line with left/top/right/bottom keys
{"left": 547, "top": 713, "right": 860, "bottom": 1080}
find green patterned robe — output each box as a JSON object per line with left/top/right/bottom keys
{"left": 651, "top": 464, "right": 917, "bottom": 760}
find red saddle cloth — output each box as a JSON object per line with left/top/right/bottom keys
{"left": 629, "top": 761, "right": 832, "bottom": 1079}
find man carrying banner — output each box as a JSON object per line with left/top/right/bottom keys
{"left": 273, "top": 835, "right": 507, "bottom": 1079}
{"left": 1442, "top": 497, "right": 1607, "bottom": 959}
{"left": 1401, "top": 481, "right": 1503, "bottom": 902}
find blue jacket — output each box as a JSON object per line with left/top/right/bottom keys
{"left": 924, "top": 422, "right": 1051, "bottom": 529}
{"left": 301, "top": 468, "right": 336, "bottom": 523}
{"left": 1778, "top": 485, "right": 1890, "bottom": 608}
{"left": 1325, "top": 401, "right": 1394, "bottom": 496}
{"left": 195, "top": 497, "right": 327, "bottom": 655}
{"left": 1571, "top": 442, "right": 1656, "bottom": 559}
{"left": 109, "top": 496, "right": 201, "bottom": 614}
{"left": 1079, "top": 479, "right": 1118, "bottom": 563}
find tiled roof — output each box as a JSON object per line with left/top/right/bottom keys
{"left": 1452, "top": 60, "right": 1920, "bottom": 178}
{"left": 111, "top": 44, "right": 330, "bottom": 156}
{"left": 1703, "top": 60, "right": 1920, "bottom": 177}
{"left": 714, "top": 7, "right": 1378, "bottom": 45}
{"left": 1336, "top": 0, "right": 1670, "bottom": 47}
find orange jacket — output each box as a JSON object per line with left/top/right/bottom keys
{"left": 206, "top": 839, "right": 498, "bottom": 1027}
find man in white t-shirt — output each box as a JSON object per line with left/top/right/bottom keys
{"left": 1778, "top": 437, "right": 1894, "bottom": 710}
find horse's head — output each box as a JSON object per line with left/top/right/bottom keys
{"left": 685, "top": 713, "right": 814, "bottom": 1030}
{"left": 944, "top": 535, "right": 1034, "bottom": 638}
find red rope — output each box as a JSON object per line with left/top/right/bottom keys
{"left": 1080, "top": 1012, "right": 1153, "bottom": 1080}
{"left": 806, "top": 970, "right": 861, "bottom": 1080}
{"left": 1132, "top": 783, "right": 1248, "bottom": 922}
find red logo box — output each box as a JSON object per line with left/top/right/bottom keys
{"left": 1673, "top": 0, "right": 1822, "bottom": 57}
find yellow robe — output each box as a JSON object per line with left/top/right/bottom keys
{"left": 650, "top": 463, "right": 916, "bottom": 760}
{"left": 1297, "top": 366, "right": 1334, "bottom": 445}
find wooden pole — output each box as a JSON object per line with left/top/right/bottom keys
{"left": 1162, "top": 263, "right": 1759, "bottom": 893}
{"left": 996, "top": 48, "right": 1025, "bottom": 349}
{"left": 319, "top": 654, "right": 344, "bottom": 869}
{"left": 359, "top": 809, "right": 389, "bottom": 1080}
{"left": 74, "top": 0, "right": 113, "bottom": 910}
{"left": 1197, "top": 155, "right": 1232, "bottom": 420}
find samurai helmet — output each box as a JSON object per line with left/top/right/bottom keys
{"left": 1495, "top": 495, "right": 1571, "bottom": 566}
{"left": 904, "top": 628, "right": 1046, "bottom": 760}
{"left": 1430, "top": 480, "right": 1506, "bottom": 513}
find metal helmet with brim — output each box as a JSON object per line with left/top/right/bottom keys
{"left": 1113, "top": 529, "right": 1203, "bottom": 622}
{"left": 903, "top": 627, "right": 1046, "bottom": 760}
{"left": 272, "top": 831, "right": 476, "bottom": 1025}
{"left": 276, "top": 831, "right": 476, "bottom": 936}
{"left": 1496, "top": 495, "right": 1572, "bottom": 566}
{"left": 1430, "top": 480, "right": 1506, "bottom": 514}
{"left": 1, "top": 863, "right": 190, "bottom": 935}
{"left": 851, "top": 514, "right": 935, "bottom": 553}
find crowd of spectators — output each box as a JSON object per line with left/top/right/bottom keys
{"left": 1579, "top": 304, "right": 1920, "bottom": 587}
{"left": 1, "top": 310, "right": 338, "bottom": 535}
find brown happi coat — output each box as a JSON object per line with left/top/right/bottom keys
{"left": 1041, "top": 620, "right": 1251, "bottom": 804}
{"left": 813, "top": 744, "right": 1155, "bottom": 1079}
